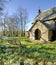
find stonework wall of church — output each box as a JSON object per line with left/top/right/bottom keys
{"left": 30, "top": 21, "right": 49, "bottom": 42}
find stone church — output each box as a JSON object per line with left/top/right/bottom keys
{"left": 29, "top": 7, "right": 56, "bottom": 42}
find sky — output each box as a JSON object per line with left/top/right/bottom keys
{"left": 6, "top": 0, "right": 56, "bottom": 30}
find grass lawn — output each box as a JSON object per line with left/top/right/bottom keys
{"left": 0, "top": 37, "right": 56, "bottom": 65}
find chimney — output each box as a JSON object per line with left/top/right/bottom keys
{"left": 38, "top": 9, "right": 41, "bottom": 15}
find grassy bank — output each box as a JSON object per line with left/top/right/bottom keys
{"left": 0, "top": 37, "right": 56, "bottom": 65}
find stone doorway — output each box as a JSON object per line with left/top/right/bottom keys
{"left": 51, "top": 30, "right": 56, "bottom": 41}
{"left": 48, "top": 30, "right": 56, "bottom": 41}
{"left": 35, "top": 29, "right": 41, "bottom": 40}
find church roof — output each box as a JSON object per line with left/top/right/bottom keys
{"left": 35, "top": 7, "right": 56, "bottom": 21}
{"left": 29, "top": 7, "right": 56, "bottom": 31}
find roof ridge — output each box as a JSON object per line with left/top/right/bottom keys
{"left": 42, "top": 6, "right": 56, "bottom": 13}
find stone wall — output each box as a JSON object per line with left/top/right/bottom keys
{"left": 30, "top": 21, "right": 49, "bottom": 42}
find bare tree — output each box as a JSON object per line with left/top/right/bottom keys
{"left": 0, "top": 0, "right": 11, "bottom": 36}
{"left": 17, "top": 7, "right": 28, "bottom": 37}
{"left": 3, "top": 16, "right": 15, "bottom": 36}
{"left": 3, "top": 15, "right": 20, "bottom": 37}
{"left": 0, "top": 6, "right": 28, "bottom": 37}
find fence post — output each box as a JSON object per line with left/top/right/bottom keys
{"left": 20, "top": 59, "right": 24, "bottom": 65}
{"left": 43, "top": 60, "right": 47, "bottom": 65}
